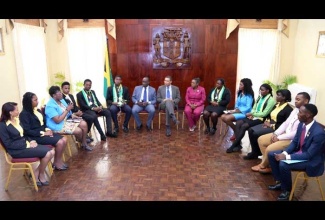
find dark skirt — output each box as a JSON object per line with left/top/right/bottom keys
{"left": 204, "top": 105, "right": 226, "bottom": 115}
{"left": 12, "top": 145, "right": 52, "bottom": 158}
{"left": 33, "top": 133, "right": 63, "bottom": 146}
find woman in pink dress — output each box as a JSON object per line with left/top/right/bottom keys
{"left": 184, "top": 78, "right": 206, "bottom": 131}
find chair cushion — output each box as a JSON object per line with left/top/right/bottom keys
{"left": 11, "top": 157, "right": 39, "bottom": 163}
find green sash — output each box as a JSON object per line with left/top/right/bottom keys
{"left": 211, "top": 86, "right": 225, "bottom": 102}
{"left": 256, "top": 94, "right": 271, "bottom": 112}
{"left": 81, "top": 89, "right": 98, "bottom": 107}
{"left": 113, "top": 84, "right": 123, "bottom": 102}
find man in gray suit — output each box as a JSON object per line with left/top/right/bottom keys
{"left": 157, "top": 76, "right": 181, "bottom": 137}
{"left": 132, "top": 76, "right": 157, "bottom": 131}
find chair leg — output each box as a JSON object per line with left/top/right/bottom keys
{"left": 289, "top": 171, "right": 303, "bottom": 201}
{"left": 182, "top": 112, "right": 185, "bottom": 129}
{"left": 159, "top": 112, "right": 161, "bottom": 129}
{"left": 5, "top": 165, "right": 14, "bottom": 191}
{"left": 316, "top": 177, "right": 325, "bottom": 201}
{"left": 27, "top": 164, "right": 38, "bottom": 192}
{"left": 176, "top": 112, "right": 179, "bottom": 130}
{"left": 47, "top": 162, "right": 53, "bottom": 177}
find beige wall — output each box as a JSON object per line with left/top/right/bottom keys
{"left": 0, "top": 19, "right": 20, "bottom": 106}
{"left": 0, "top": 19, "right": 69, "bottom": 107}
{"left": 45, "top": 19, "right": 70, "bottom": 84}
{"left": 284, "top": 19, "right": 325, "bottom": 124}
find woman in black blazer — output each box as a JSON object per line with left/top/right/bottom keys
{"left": 244, "top": 89, "right": 293, "bottom": 160}
{"left": 19, "top": 92, "right": 68, "bottom": 171}
{"left": 0, "top": 102, "right": 54, "bottom": 185}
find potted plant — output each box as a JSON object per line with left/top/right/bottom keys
{"left": 263, "top": 74, "right": 297, "bottom": 92}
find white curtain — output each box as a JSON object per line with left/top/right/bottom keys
{"left": 12, "top": 23, "right": 49, "bottom": 106}
{"left": 66, "top": 27, "right": 106, "bottom": 104}
{"left": 236, "top": 28, "right": 281, "bottom": 96}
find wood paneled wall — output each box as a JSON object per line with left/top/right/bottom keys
{"left": 108, "top": 19, "right": 238, "bottom": 108}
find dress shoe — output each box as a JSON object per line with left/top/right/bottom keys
{"left": 52, "top": 165, "right": 68, "bottom": 171}
{"left": 172, "top": 117, "right": 180, "bottom": 125}
{"left": 268, "top": 182, "right": 282, "bottom": 191}
{"left": 122, "top": 126, "right": 129, "bottom": 133}
{"left": 251, "top": 164, "right": 261, "bottom": 172}
{"left": 86, "top": 138, "right": 92, "bottom": 143}
{"left": 259, "top": 167, "right": 272, "bottom": 174}
{"left": 204, "top": 127, "right": 210, "bottom": 134}
{"left": 232, "top": 145, "right": 242, "bottom": 152}
{"left": 38, "top": 177, "right": 49, "bottom": 186}
{"left": 146, "top": 125, "right": 153, "bottom": 131}
{"left": 36, "top": 181, "right": 42, "bottom": 186}
{"left": 189, "top": 125, "right": 196, "bottom": 132}
{"left": 106, "top": 132, "right": 118, "bottom": 138}
{"left": 243, "top": 152, "right": 259, "bottom": 160}
{"left": 86, "top": 135, "right": 94, "bottom": 141}
{"left": 277, "top": 190, "right": 290, "bottom": 201}
{"left": 82, "top": 145, "right": 93, "bottom": 151}
{"left": 101, "top": 135, "right": 107, "bottom": 141}
{"left": 209, "top": 128, "right": 216, "bottom": 135}
{"left": 136, "top": 124, "right": 143, "bottom": 131}
{"left": 226, "top": 145, "right": 242, "bottom": 153}
{"left": 166, "top": 126, "right": 171, "bottom": 137}
{"left": 63, "top": 163, "right": 69, "bottom": 168}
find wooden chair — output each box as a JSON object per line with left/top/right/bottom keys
{"left": 289, "top": 140, "right": 325, "bottom": 201}
{"left": 182, "top": 111, "right": 204, "bottom": 131}
{"left": 289, "top": 171, "right": 325, "bottom": 201}
{"left": 158, "top": 107, "right": 179, "bottom": 130}
{"left": 112, "top": 111, "right": 129, "bottom": 129}
{"left": 0, "top": 140, "right": 53, "bottom": 192}
{"left": 133, "top": 110, "right": 153, "bottom": 129}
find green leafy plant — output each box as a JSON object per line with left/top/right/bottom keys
{"left": 53, "top": 72, "right": 66, "bottom": 87}
{"left": 52, "top": 72, "right": 83, "bottom": 93}
{"left": 263, "top": 75, "right": 297, "bottom": 92}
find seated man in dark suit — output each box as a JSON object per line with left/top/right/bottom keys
{"left": 76, "top": 79, "right": 117, "bottom": 140}
{"left": 268, "top": 103, "right": 325, "bottom": 201}
{"left": 61, "top": 81, "right": 96, "bottom": 143}
{"left": 156, "top": 75, "right": 180, "bottom": 137}
{"left": 106, "top": 75, "right": 132, "bottom": 133}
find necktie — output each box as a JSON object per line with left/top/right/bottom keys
{"left": 143, "top": 87, "right": 147, "bottom": 102}
{"left": 167, "top": 86, "right": 170, "bottom": 99}
{"left": 298, "top": 125, "right": 306, "bottom": 153}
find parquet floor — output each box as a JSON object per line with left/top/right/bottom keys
{"left": 0, "top": 111, "right": 324, "bottom": 201}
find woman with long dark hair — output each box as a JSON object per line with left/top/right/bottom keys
{"left": 220, "top": 78, "right": 255, "bottom": 140}
{"left": 226, "top": 83, "right": 276, "bottom": 153}
{"left": 20, "top": 92, "right": 68, "bottom": 171}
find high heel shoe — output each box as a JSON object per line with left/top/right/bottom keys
{"left": 38, "top": 177, "right": 49, "bottom": 186}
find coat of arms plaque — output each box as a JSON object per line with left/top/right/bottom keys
{"left": 152, "top": 27, "right": 191, "bottom": 69}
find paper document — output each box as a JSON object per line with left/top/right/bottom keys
{"left": 282, "top": 160, "right": 307, "bottom": 164}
